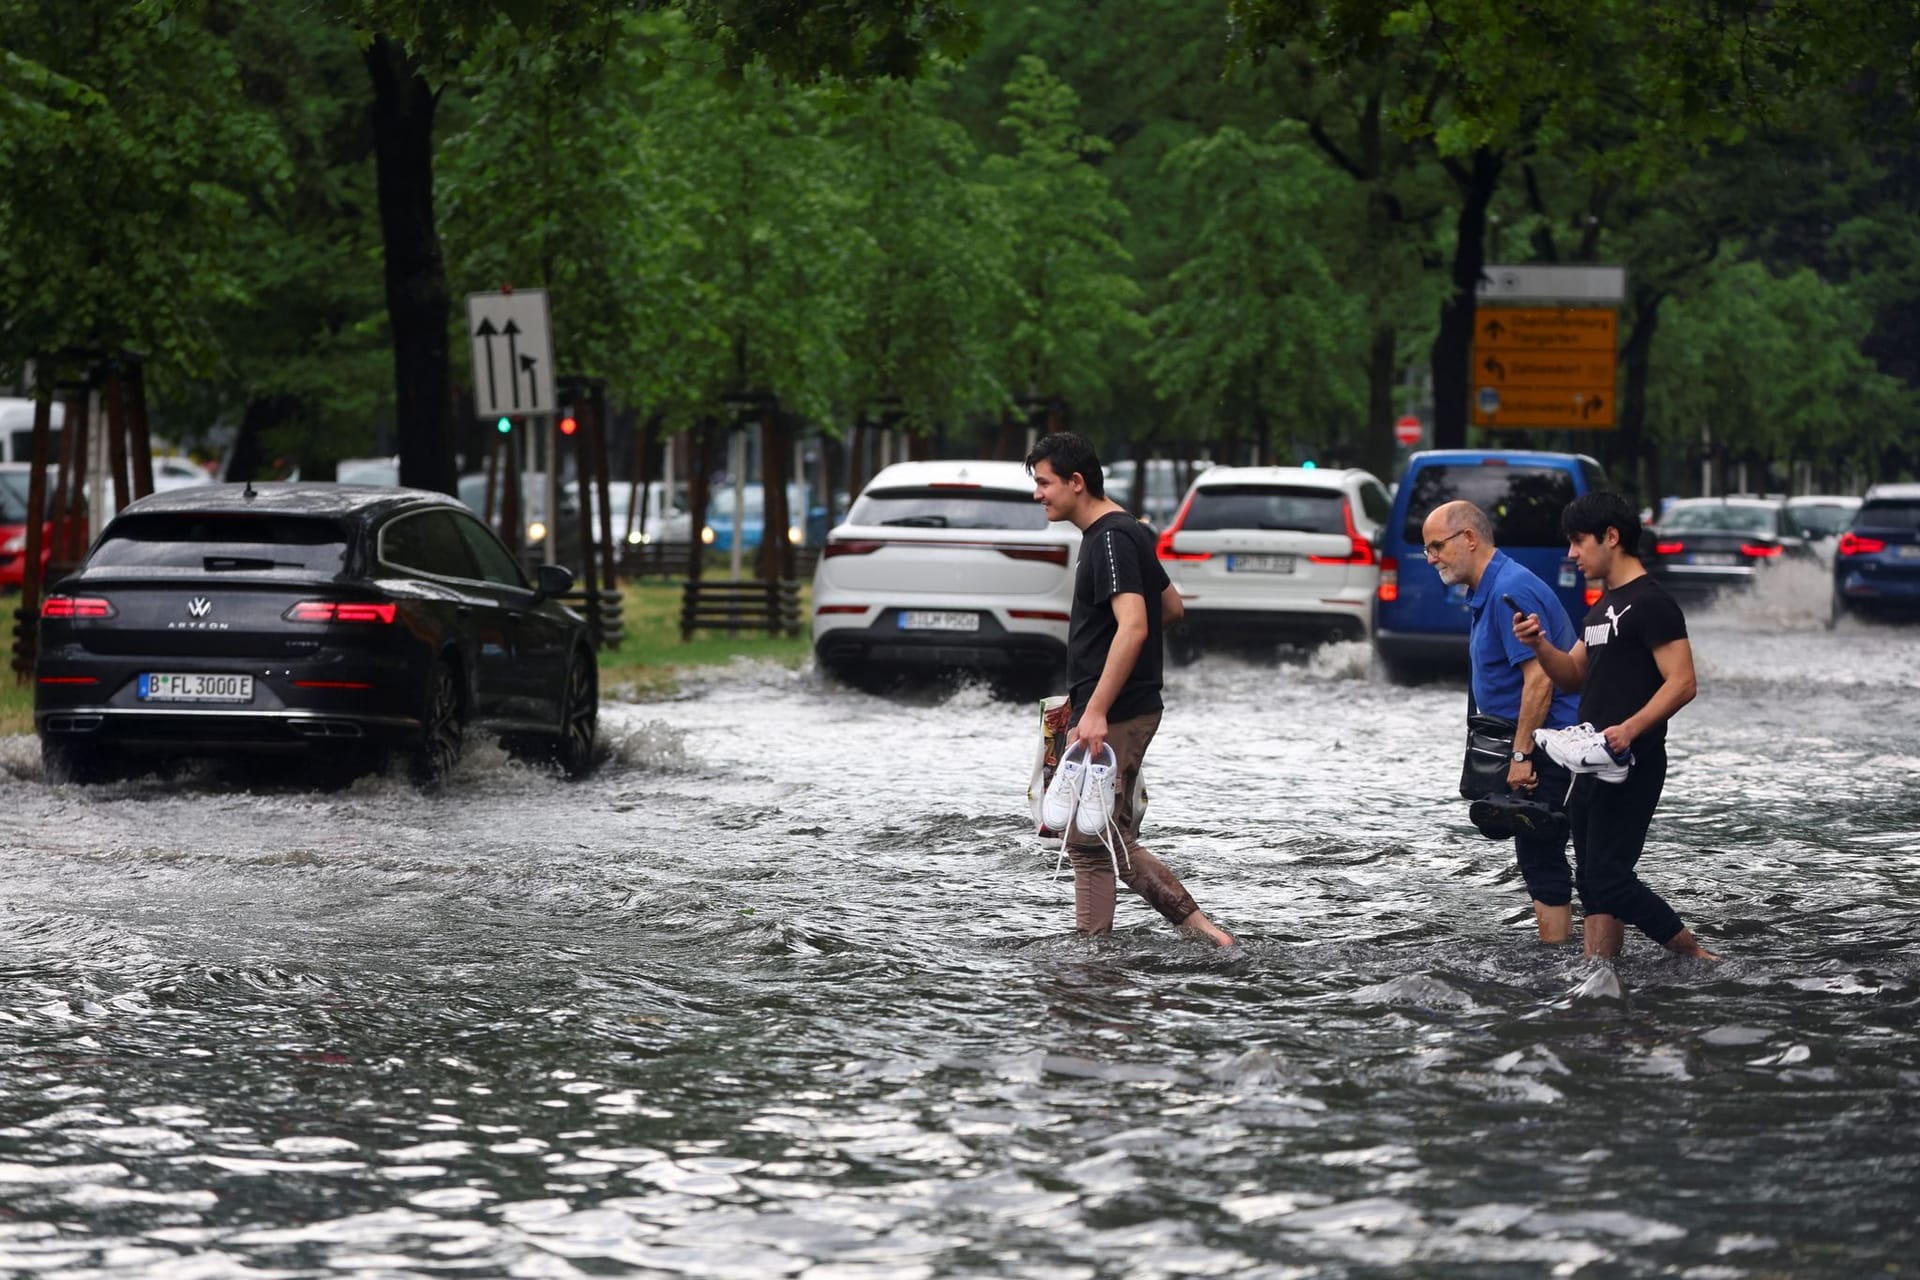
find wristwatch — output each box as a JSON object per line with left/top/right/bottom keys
{"left": 1511, "top": 749, "right": 1533, "bottom": 763}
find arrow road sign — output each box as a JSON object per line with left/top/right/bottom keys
{"left": 1471, "top": 307, "right": 1617, "bottom": 428}
{"left": 467, "top": 291, "right": 554, "bottom": 419}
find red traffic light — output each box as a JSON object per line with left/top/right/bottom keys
{"left": 559, "top": 415, "right": 578, "bottom": 436}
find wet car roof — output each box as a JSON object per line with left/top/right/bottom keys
{"left": 112, "top": 483, "right": 461, "bottom": 523}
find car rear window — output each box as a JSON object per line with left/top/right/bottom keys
{"left": 1858, "top": 499, "right": 1920, "bottom": 530}
{"left": 1787, "top": 503, "right": 1857, "bottom": 538}
{"left": 1400, "top": 464, "right": 1580, "bottom": 546}
{"left": 1184, "top": 485, "right": 1347, "bottom": 534}
{"left": 88, "top": 514, "right": 351, "bottom": 573}
{"left": 847, "top": 486, "right": 1048, "bottom": 531}
{"left": 0, "top": 471, "right": 28, "bottom": 521}
{"left": 1659, "top": 504, "right": 1778, "bottom": 534}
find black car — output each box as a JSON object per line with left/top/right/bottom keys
{"left": 1646, "top": 496, "right": 1813, "bottom": 598}
{"left": 34, "top": 483, "right": 598, "bottom": 784}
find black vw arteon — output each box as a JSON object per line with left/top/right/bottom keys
{"left": 34, "top": 484, "right": 598, "bottom": 784}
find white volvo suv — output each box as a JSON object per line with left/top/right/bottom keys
{"left": 1156, "top": 464, "right": 1391, "bottom": 657}
{"left": 810, "top": 460, "right": 1080, "bottom": 683}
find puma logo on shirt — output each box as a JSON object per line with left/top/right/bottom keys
{"left": 1585, "top": 602, "right": 1632, "bottom": 648}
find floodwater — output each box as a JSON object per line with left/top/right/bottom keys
{"left": 2, "top": 563, "right": 1916, "bottom": 1278}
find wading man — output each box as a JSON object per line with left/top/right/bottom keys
{"left": 1025, "top": 432, "right": 1233, "bottom": 947}
{"left": 1421, "top": 500, "right": 1581, "bottom": 942}
{"left": 1514, "top": 491, "right": 1717, "bottom": 960}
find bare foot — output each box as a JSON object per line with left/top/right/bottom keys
{"left": 1179, "top": 910, "right": 1235, "bottom": 947}
{"left": 1666, "top": 929, "right": 1720, "bottom": 962}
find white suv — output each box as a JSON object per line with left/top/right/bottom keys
{"left": 1156, "top": 465, "right": 1391, "bottom": 655}
{"left": 811, "top": 460, "right": 1079, "bottom": 682}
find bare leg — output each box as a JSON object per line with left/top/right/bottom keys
{"left": 1664, "top": 928, "right": 1720, "bottom": 961}
{"left": 1584, "top": 912, "right": 1626, "bottom": 958}
{"left": 1533, "top": 901, "right": 1572, "bottom": 944}
{"left": 1177, "top": 908, "right": 1235, "bottom": 948}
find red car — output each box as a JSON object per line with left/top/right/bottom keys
{"left": 0, "top": 464, "right": 84, "bottom": 591}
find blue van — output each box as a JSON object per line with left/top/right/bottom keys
{"left": 1373, "top": 449, "right": 1607, "bottom": 677}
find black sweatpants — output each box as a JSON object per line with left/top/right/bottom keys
{"left": 1566, "top": 740, "right": 1687, "bottom": 944}
{"left": 1514, "top": 759, "right": 1573, "bottom": 907}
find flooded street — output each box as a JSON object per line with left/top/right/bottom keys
{"left": 3, "top": 570, "right": 1917, "bottom": 1279}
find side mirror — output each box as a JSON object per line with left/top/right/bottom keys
{"left": 533, "top": 563, "right": 574, "bottom": 601}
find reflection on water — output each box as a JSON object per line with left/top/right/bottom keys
{"left": 1, "top": 575, "right": 1916, "bottom": 1278}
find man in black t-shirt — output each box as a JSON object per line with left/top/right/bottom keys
{"left": 1514, "top": 491, "right": 1717, "bottom": 961}
{"left": 1025, "top": 433, "right": 1233, "bottom": 946}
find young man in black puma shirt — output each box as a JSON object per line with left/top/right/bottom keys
{"left": 1513, "top": 491, "right": 1718, "bottom": 961}
{"left": 1025, "top": 432, "right": 1233, "bottom": 946}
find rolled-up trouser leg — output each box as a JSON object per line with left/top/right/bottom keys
{"left": 1066, "top": 712, "right": 1201, "bottom": 930}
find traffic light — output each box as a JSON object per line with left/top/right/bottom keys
{"left": 1301, "top": 459, "right": 1317, "bottom": 469}
{"left": 496, "top": 416, "right": 512, "bottom": 435}
{"left": 558, "top": 412, "right": 578, "bottom": 437}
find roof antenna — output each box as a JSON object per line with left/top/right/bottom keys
{"left": 243, "top": 478, "right": 257, "bottom": 500}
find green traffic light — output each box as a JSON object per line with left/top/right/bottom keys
{"left": 1301, "top": 459, "right": 1317, "bottom": 469}
{"left": 496, "top": 416, "right": 512, "bottom": 434}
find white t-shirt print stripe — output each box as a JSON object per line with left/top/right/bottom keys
{"left": 1105, "top": 529, "right": 1120, "bottom": 596}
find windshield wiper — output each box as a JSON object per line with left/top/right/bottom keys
{"left": 203, "top": 555, "right": 301, "bottom": 571}
{"left": 881, "top": 515, "right": 949, "bottom": 527}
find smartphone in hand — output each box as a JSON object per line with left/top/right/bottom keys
{"left": 1502, "top": 593, "right": 1526, "bottom": 616}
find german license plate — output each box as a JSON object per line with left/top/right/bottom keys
{"left": 898, "top": 611, "right": 979, "bottom": 632}
{"left": 1897, "top": 545, "right": 1920, "bottom": 560}
{"left": 1688, "top": 552, "right": 1737, "bottom": 566}
{"left": 139, "top": 673, "right": 254, "bottom": 703}
{"left": 1226, "top": 554, "right": 1296, "bottom": 574}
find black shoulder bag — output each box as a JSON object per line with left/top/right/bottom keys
{"left": 1460, "top": 685, "right": 1517, "bottom": 801}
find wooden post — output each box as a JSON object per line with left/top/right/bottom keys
{"left": 571, "top": 410, "right": 603, "bottom": 645}
{"left": 127, "top": 360, "right": 154, "bottom": 500}
{"left": 59, "top": 390, "right": 88, "bottom": 566}
{"left": 589, "top": 382, "right": 617, "bottom": 593}
{"left": 105, "top": 370, "right": 131, "bottom": 514}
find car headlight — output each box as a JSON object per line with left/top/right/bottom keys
{"left": 627, "top": 531, "right": 643, "bottom": 545}
{"left": 527, "top": 520, "right": 548, "bottom": 544}
{"left": 1, "top": 534, "right": 24, "bottom": 555}
{"left": 701, "top": 526, "right": 716, "bottom": 545}
{"left": 788, "top": 525, "right": 803, "bottom": 545}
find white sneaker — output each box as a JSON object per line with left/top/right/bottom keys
{"left": 1041, "top": 740, "right": 1090, "bottom": 833}
{"left": 1534, "top": 722, "right": 1633, "bottom": 783}
{"left": 1072, "top": 743, "right": 1119, "bottom": 837}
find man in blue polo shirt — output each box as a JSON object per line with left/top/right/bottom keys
{"left": 1421, "top": 500, "right": 1581, "bottom": 942}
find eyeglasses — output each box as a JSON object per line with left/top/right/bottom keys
{"left": 1422, "top": 529, "right": 1469, "bottom": 558}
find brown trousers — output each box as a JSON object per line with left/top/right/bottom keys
{"left": 1065, "top": 711, "right": 1201, "bottom": 933}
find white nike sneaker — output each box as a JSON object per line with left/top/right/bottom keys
{"left": 1533, "top": 722, "right": 1634, "bottom": 783}
{"left": 1041, "top": 740, "right": 1090, "bottom": 833}
{"left": 1072, "top": 743, "right": 1119, "bottom": 837}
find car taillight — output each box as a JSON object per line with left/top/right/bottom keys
{"left": 41, "top": 595, "right": 114, "bottom": 618}
{"left": 997, "top": 545, "right": 1070, "bottom": 566}
{"left": 1308, "top": 499, "right": 1375, "bottom": 566}
{"left": 1740, "top": 542, "right": 1782, "bottom": 558}
{"left": 1837, "top": 532, "right": 1886, "bottom": 556}
{"left": 1377, "top": 556, "right": 1399, "bottom": 602}
{"left": 285, "top": 601, "right": 397, "bottom": 623}
{"left": 823, "top": 539, "right": 883, "bottom": 558}
{"left": 1155, "top": 492, "right": 1210, "bottom": 561}
{"left": 1655, "top": 540, "right": 1684, "bottom": 555}
{"left": 815, "top": 604, "right": 870, "bottom": 615}
{"left": 1008, "top": 609, "right": 1071, "bottom": 621}
{"left": 1585, "top": 585, "right": 1603, "bottom": 607}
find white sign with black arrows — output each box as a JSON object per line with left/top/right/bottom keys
{"left": 466, "top": 289, "right": 555, "bottom": 419}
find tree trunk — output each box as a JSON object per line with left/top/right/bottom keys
{"left": 1431, "top": 149, "right": 1504, "bottom": 449}
{"left": 1362, "top": 324, "right": 1397, "bottom": 477}
{"left": 366, "top": 34, "right": 454, "bottom": 497}
{"left": 757, "top": 409, "right": 793, "bottom": 583}
{"left": 1616, "top": 287, "right": 1663, "bottom": 505}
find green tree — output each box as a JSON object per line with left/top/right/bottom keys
{"left": 1139, "top": 123, "right": 1367, "bottom": 463}
{"left": 982, "top": 57, "right": 1146, "bottom": 436}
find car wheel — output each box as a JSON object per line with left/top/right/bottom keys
{"left": 554, "top": 648, "right": 598, "bottom": 778}
{"left": 41, "top": 738, "right": 120, "bottom": 785}
{"left": 410, "top": 658, "right": 466, "bottom": 786}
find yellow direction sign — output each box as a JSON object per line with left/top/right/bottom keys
{"left": 1472, "top": 307, "right": 1617, "bottom": 428}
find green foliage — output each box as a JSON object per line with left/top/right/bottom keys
{"left": 1140, "top": 124, "right": 1367, "bottom": 446}
{"left": 982, "top": 57, "right": 1146, "bottom": 409}
{"left": 0, "top": 1, "right": 286, "bottom": 386}
{"left": 1646, "top": 258, "right": 1912, "bottom": 472}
